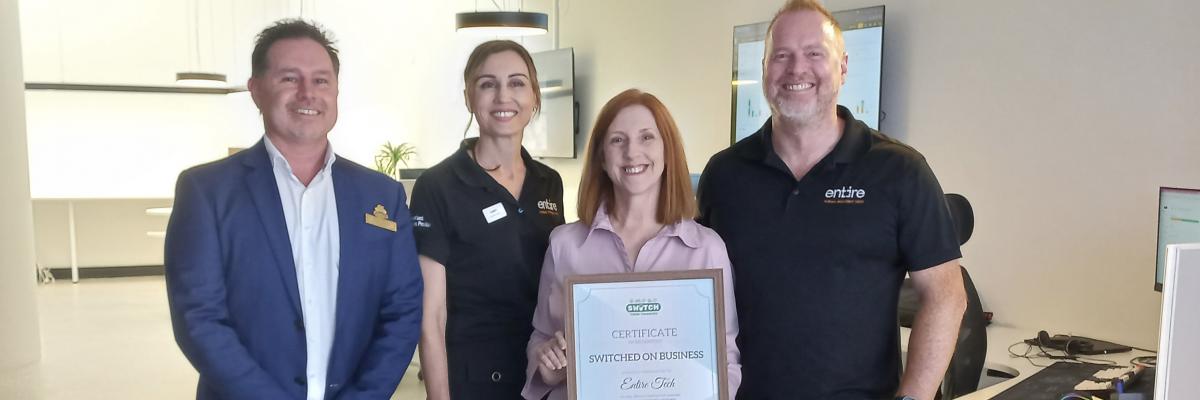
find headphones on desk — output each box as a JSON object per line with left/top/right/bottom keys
{"left": 1037, "top": 330, "right": 1088, "bottom": 356}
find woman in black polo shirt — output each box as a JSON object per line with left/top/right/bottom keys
{"left": 410, "top": 40, "right": 565, "bottom": 400}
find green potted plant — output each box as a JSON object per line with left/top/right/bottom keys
{"left": 373, "top": 141, "right": 419, "bottom": 180}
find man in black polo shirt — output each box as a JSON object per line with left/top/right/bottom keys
{"left": 697, "top": 1, "right": 967, "bottom": 399}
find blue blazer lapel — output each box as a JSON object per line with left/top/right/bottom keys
{"left": 242, "top": 140, "right": 303, "bottom": 314}
{"left": 331, "top": 158, "right": 368, "bottom": 348}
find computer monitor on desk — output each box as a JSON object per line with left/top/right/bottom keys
{"left": 1155, "top": 187, "right": 1200, "bottom": 291}
{"left": 1157, "top": 243, "right": 1200, "bottom": 399}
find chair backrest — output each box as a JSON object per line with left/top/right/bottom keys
{"left": 945, "top": 193, "right": 973, "bottom": 246}
{"left": 943, "top": 266, "right": 987, "bottom": 398}
{"left": 897, "top": 193, "right": 987, "bottom": 399}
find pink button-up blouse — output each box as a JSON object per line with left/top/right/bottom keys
{"left": 521, "top": 206, "right": 742, "bottom": 400}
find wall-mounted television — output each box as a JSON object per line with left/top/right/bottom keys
{"left": 731, "top": 5, "right": 885, "bottom": 144}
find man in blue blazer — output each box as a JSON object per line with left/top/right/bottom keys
{"left": 164, "top": 19, "right": 422, "bottom": 400}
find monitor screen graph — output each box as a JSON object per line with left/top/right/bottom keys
{"left": 731, "top": 5, "right": 885, "bottom": 144}
{"left": 1156, "top": 187, "right": 1200, "bottom": 291}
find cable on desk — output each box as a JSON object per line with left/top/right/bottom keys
{"left": 1074, "top": 355, "right": 1117, "bottom": 365}
{"left": 1058, "top": 394, "right": 1092, "bottom": 400}
{"left": 1008, "top": 341, "right": 1053, "bottom": 367}
{"left": 1007, "top": 341, "right": 1117, "bottom": 367}
{"left": 1130, "top": 356, "right": 1156, "bottom": 368}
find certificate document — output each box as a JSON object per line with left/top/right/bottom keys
{"left": 565, "top": 269, "right": 728, "bottom": 400}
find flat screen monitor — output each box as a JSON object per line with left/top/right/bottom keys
{"left": 731, "top": 5, "right": 885, "bottom": 144}
{"left": 1156, "top": 243, "right": 1200, "bottom": 398}
{"left": 527, "top": 47, "right": 577, "bottom": 158}
{"left": 1156, "top": 187, "right": 1200, "bottom": 291}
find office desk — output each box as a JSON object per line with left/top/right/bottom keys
{"left": 901, "top": 324, "right": 1155, "bottom": 399}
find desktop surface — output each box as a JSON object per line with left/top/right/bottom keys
{"left": 990, "top": 362, "right": 1153, "bottom": 400}
{"left": 901, "top": 325, "right": 1156, "bottom": 400}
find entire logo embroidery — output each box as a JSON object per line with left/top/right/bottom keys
{"left": 411, "top": 215, "right": 432, "bottom": 229}
{"left": 823, "top": 186, "right": 867, "bottom": 205}
{"left": 537, "top": 199, "right": 560, "bottom": 216}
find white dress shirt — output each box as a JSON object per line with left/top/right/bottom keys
{"left": 264, "top": 136, "right": 340, "bottom": 400}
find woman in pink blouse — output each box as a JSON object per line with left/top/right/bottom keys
{"left": 520, "top": 89, "right": 741, "bottom": 400}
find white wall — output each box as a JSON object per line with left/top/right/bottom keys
{"left": 18, "top": 0, "right": 199, "bottom": 85}
{"left": 549, "top": 0, "right": 1200, "bottom": 349}
{"left": 1, "top": 0, "right": 43, "bottom": 370}
{"left": 19, "top": 0, "right": 279, "bottom": 198}
{"left": 17, "top": 0, "right": 561, "bottom": 272}
{"left": 23, "top": 91, "right": 246, "bottom": 198}
{"left": 18, "top": 0, "right": 556, "bottom": 198}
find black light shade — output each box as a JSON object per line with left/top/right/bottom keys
{"left": 456, "top": 11, "right": 548, "bottom": 36}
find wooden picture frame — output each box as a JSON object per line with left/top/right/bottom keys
{"left": 564, "top": 269, "right": 728, "bottom": 400}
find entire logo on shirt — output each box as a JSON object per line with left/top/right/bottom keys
{"left": 823, "top": 185, "right": 867, "bottom": 205}
{"left": 537, "top": 199, "right": 560, "bottom": 217}
{"left": 626, "top": 298, "right": 661, "bottom": 316}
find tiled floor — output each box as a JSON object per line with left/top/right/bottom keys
{"left": 0, "top": 276, "right": 426, "bottom": 399}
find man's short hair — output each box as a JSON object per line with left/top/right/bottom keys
{"left": 250, "top": 19, "right": 340, "bottom": 77}
{"left": 765, "top": 0, "right": 845, "bottom": 54}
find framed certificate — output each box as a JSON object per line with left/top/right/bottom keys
{"left": 565, "top": 269, "right": 728, "bottom": 400}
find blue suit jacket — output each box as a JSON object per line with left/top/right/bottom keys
{"left": 164, "top": 140, "right": 423, "bottom": 400}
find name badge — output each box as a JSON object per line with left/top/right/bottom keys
{"left": 364, "top": 204, "right": 398, "bottom": 232}
{"left": 482, "top": 202, "right": 507, "bottom": 224}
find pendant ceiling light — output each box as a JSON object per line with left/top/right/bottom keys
{"left": 176, "top": 0, "right": 226, "bottom": 86}
{"left": 456, "top": 0, "right": 547, "bottom": 37}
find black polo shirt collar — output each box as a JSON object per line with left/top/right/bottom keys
{"left": 738, "top": 105, "right": 872, "bottom": 176}
{"left": 450, "top": 137, "right": 550, "bottom": 191}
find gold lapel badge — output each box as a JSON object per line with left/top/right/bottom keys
{"left": 365, "top": 204, "right": 398, "bottom": 232}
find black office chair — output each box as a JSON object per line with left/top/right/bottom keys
{"left": 897, "top": 193, "right": 987, "bottom": 399}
